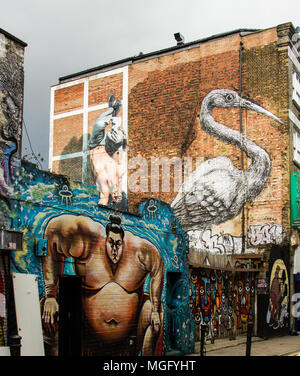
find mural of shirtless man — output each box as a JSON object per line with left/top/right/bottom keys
{"left": 89, "top": 94, "right": 127, "bottom": 206}
{"left": 41, "top": 214, "right": 164, "bottom": 356}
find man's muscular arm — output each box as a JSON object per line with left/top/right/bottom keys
{"left": 138, "top": 243, "right": 164, "bottom": 334}
{"left": 42, "top": 215, "right": 104, "bottom": 326}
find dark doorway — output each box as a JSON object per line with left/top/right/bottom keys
{"left": 58, "top": 275, "right": 82, "bottom": 356}
{"left": 257, "top": 245, "right": 290, "bottom": 338}
{"left": 166, "top": 272, "right": 182, "bottom": 349}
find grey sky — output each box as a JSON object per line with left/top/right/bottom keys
{"left": 0, "top": 0, "right": 299, "bottom": 170}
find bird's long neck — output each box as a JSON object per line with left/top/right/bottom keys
{"left": 200, "top": 111, "right": 271, "bottom": 201}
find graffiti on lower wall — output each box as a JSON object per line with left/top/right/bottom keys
{"left": 189, "top": 229, "right": 244, "bottom": 254}
{"left": 189, "top": 268, "right": 255, "bottom": 341}
{"left": 188, "top": 224, "right": 286, "bottom": 255}
{"left": 248, "top": 225, "right": 286, "bottom": 247}
{"left": 7, "top": 161, "right": 194, "bottom": 355}
{"left": 266, "top": 258, "right": 289, "bottom": 330}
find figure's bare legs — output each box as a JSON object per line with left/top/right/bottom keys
{"left": 112, "top": 148, "right": 127, "bottom": 203}
{"left": 136, "top": 300, "right": 163, "bottom": 356}
{"left": 90, "top": 147, "right": 118, "bottom": 205}
{"left": 97, "top": 173, "right": 110, "bottom": 205}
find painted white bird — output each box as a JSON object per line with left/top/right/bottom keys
{"left": 171, "top": 89, "right": 283, "bottom": 231}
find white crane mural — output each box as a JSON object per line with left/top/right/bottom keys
{"left": 171, "top": 89, "right": 283, "bottom": 233}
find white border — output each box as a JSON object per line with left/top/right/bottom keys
{"left": 48, "top": 87, "right": 55, "bottom": 170}
{"left": 289, "top": 46, "right": 300, "bottom": 73}
{"left": 290, "top": 109, "right": 300, "bottom": 130}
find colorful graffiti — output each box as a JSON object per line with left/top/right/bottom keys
{"left": 7, "top": 161, "right": 194, "bottom": 356}
{"left": 189, "top": 268, "right": 255, "bottom": 341}
{"left": 266, "top": 258, "right": 289, "bottom": 330}
{"left": 89, "top": 94, "right": 128, "bottom": 208}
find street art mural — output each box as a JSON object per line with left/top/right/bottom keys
{"left": 50, "top": 68, "right": 129, "bottom": 212}
{"left": 266, "top": 258, "right": 289, "bottom": 330}
{"left": 6, "top": 161, "right": 194, "bottom": 356}
{"left": 43, "top": 213, "right": 164, "bottom": 356}
{"left": 0, "top": 47, "right": 23, "bottom": 208}
{"left": 256, "top": 246, "right": 290, "bottom": 338}
{"left": 172, "top": 89, "right": 287, "bottom": 340}
{"left": 171, "top": 89, "right": 284, "bottom": 253}
{"left": 89, "top": 94, "right": 128, "bottom": 208}
{"left": 189, "top": 268, "right": 255, "bottom": 341}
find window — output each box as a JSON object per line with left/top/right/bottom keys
{"left": 293, "top": 72, "right": 300, "bottom": 110}
{"left": 293, "top": 127, "right": 300, "bottom": 165}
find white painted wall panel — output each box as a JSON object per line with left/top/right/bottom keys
{"left": 12, "top": 273, "right": 44, "bottom": 356}
{"left": 0, "top": 346, "right": 10, "bottom": 355}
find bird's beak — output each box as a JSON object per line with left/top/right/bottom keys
{"left": 241, "top": 98, "right": 284, "bottom": 125}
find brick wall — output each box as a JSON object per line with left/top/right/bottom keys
{"left": 127, "top": 26, "right": 290, "bottom": 234}
{"left": 51, "top": 24, "right": 292, "bottom": 240}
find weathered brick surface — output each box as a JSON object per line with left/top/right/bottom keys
{"left": 126, "top": 26, "right": 290, "bottom": 234}
{"left": 53, "top": 114, "right": 83, "bottom": 156}
{"left": 242, "top": 38, "right": 290, "bottom": 231}
{"left": 54, "top": 83, "right": 84, "bottom": 115}
{"left": 88, "top": 73, "right": 123, "bottom": 106}
{"left": 52, "top": 156, "right": 83, "bottom": 182}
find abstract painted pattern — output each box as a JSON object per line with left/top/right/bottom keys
{"left": 189, "top": 268, "right": 255, "bottom": 341}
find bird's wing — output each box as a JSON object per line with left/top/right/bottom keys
{"left": 172, "top": 157, "right": 242, "bottom": 230}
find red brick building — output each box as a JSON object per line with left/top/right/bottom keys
{"left": 49, "top": 22, "right": 300, "bottom": 340}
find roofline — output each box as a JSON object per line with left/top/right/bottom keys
{"left": 0, "top": 28, "right": 27, "bottom": 47}
{"left": 59, "top": 28, "right": 260, "bottom": 83}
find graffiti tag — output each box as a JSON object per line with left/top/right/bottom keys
{"left": 247, "top": 225, "right": 286, "bottom": 246}
{"left": 188, "top": 229, "right": 243, "bottom": 255}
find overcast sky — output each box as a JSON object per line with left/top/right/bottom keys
{"left": 1, "top": 0, "right": 299, "bottom": 169}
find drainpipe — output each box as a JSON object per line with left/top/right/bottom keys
{"left": 239, "top": 39, "right": 246, "bottom": 254}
